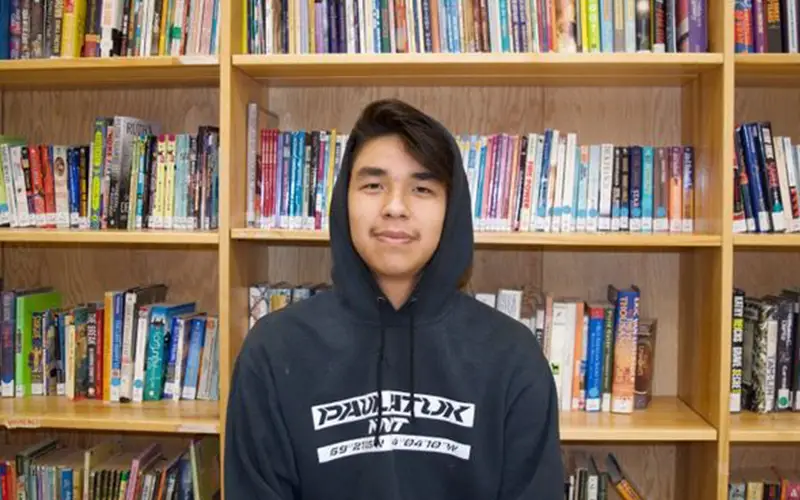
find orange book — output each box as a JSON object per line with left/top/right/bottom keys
{"left": 571, "top": 302, "right": 586, "bottom": 410}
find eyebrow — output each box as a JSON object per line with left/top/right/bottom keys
{"left": 355, "top": 166, "right": 439, "bottom": 182}
{"left": 354, "top": 166, "right": 387, "bottom": 178}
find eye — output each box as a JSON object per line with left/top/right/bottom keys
{"left": 413, "top": 185, "right": 435, "bottom": 195}
{"left": 360, "top": 182, "right": 382, "bottom": 192}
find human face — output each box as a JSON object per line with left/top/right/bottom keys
{"left": 348, "top": 135, "right": 447, "bottom": 289}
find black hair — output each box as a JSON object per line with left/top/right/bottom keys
{"left": 349, "top": 98, "right": 455, "bottom": 191}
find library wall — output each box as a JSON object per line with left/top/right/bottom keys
{"left": 2, "top": 244, "right": 219, "bottom": 315}
{"left": 2, "top": 87, "right": 220, "bottom": 144}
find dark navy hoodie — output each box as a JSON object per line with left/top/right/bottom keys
{"left": 224, "top": 115, "right": 565, "bottom": 499}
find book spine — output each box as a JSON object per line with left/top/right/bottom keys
{"left": 600, "top": 304, "right": 615, "bottom": 412}
{"left": 731, "top": 289, "right": 745, "bottom": 413}
{"left": 585, "top": 305, "right": 605, "bottom": 412}
{"left": 774, "top": 298, "right": 794, "bottom": 410}
{"left": 682, "top": 146, "right": 694, "bottom": 232}
{"left": 735, "top": 0, "right": 754, "bottom": 52}
{"left": 609, "top": 286, "right": 640, "bottom": 414}
{"left": 758, "top": 123, "right": 786, "bottom": 231}
{"left": 641, "top": 146, "right": 654, "bottom": 232}
{"left": 619, "top": 146, "right": 630, "bottom": 231}
{"left": 0, "top": 292, "right": 14, "bottom": 397}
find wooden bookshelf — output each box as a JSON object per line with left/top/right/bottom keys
{"left": 0, "top": 229, "right": 219, "bottom": 245}
{"left": 733, "top": 233, "right": 800, "bottom": 248}
{"left": 233, "top": 52, "right": 724, "bottom": 87}
{"left": 729, "top": 412, "right": 800, "bottom": 443}
{"left": 560, "top": 397, "right": 716, "bottom": 442}
{"left": 13, "top": 0, "right": 800, "bottom": 497}
{"left": 232, "top": 228, "right": 723, "bottom": 248}
{"left": 735, "top": 53, "right": 800, "bottom": 87}
{"left": 0, "top": 55, "right": 220, "bottom": 90}
{"left": 0, "top": 398, "right": 219, "bottom": 434}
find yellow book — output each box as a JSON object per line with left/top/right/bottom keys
{"left": 153, "top": 136, "right": 166, "bottom": 228}
{"left": 103, "top": 292, "right": 113, "bottom": 402}
{"left": 243, "top": 0, "right": 248, "bottom": 53}
{"left": 580, "top": 0, "right": 589, "bottom": 51}
{"left": 158, "top": 0, "right": 170, "bottom": 55}
{"left": 163, "top": 135, "right": 176, "bottom": 229}
{"left": 308, "top": 0, "right": 315, "bottom": 53}
{"left": 60, "top": 0, "right": 87, "bottom": 57}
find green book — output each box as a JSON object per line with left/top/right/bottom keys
{"left": 15, "top": 289, "right": 62, "bottom": 397}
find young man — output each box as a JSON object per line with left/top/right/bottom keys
{"left": 225, "top": 99, "right": 564, "bottom": 499}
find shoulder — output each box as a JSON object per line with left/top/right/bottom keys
{"left": 237, "top": 290, "right": 342, "bottom": 371}
{"left": 451, "top": 292, "right": 549, "bottom": 371}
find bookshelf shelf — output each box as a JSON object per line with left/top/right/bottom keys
{"left": 559, "top": 397, "right": 716, "bottom": 442}
{"left": 735, "top": 53, "right": 800, "bottom": 87}
{"left": 732, "top": 233, "right": 800, "bottom": 248}
{"left": 231, "top": 228, "right": 722, "bottom": 248}
{"left": 729, "top": 412, "right": 800, "bottom": 443}
{"left": 0, "top": 56, "right": 220, "bottom": 90}
{"left": 0, "top": 398, "right": 219, "bottom": 434}
{"left": 232, "top": 52, "right": 723, "bottom": 87}
{"left": 0, "top": 229, "right": 219, "bottom": 245}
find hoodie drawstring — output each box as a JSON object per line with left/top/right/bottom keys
{"left": 375, "top": 297, "right": 387, "bottom": 447}
{"left": 409, "top": 298, "right": 417, "bottom": 423}
{"left": 373, "top": 296, "right": 418, "bottom": 447}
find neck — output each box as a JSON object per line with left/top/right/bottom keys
{"left": 376, "top": 275, "right": 416, "bottom": 310}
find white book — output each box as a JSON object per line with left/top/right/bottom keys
{"left": 575, "top": 146, "right": 589, "bottom": 233}
{"left": 171, "top": 316, "right": 193, "bottom": 401}
{"left": 475, "top": 293, "right": 496, "bottom": 308}
{"left": 775, "top": 136, "right": 794, "bottom": 232}
{"left": 547, "top": 302, "right": 570, "bottom": 408}
{"left": 529, "top": 134, "right": 545, "bottom": 231}
{"left": 51, "top": 146, "right": 70, "bottom": 229}
{"left": 118, "top": 291, "right": 139, "bottom": 402}
{"left": 586, "top": 145, "right": 601, "bottom": 233}
{"left": 557, "top": 302, "right": 577, "bottom": 412}
{"left": 598, "top": 144, "right": 614, "bottom": 231}
{"left": 10, "top": 147, "right": 31, "bottom": 228}
{"left": 132, "top": 306, "right": 152, "bottom": 403}
{"left": 781, "top": 137, "right": 800, "bottom": 232}
{"left": 496, "top": 289, "right": 522, "bottom": 320}
{"left": 551, "top": 137, "right": 567, "bottom": 234}
{"left": 1, "top": 145, "right": 17, "bottom": 228}
{"left": 100, "top": 0, "right": 123, "bottom": 57}
{"left": 560, "top": 134, "right": 578, "bottom": 233}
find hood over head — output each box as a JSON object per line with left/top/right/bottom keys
{"left": 329, "top": 99, "right": 474, "bottom": 325}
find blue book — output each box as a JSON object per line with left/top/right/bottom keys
{"left": 641, "top": 146, "right": 654, "bottom": 232}
{"left": 584, "top": 304, "right": 607, "bottom": 412}
{"left": 143, "top": 302, "right": 196, "bottom": 401}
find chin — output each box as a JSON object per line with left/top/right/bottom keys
{"left": 368, "top": 258, "right": 423, "bottom": 281}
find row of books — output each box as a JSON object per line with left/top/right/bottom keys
{"left": 728, "top": 467, "right": 800, "bottom": 499}
{"left": 246, "top": 0, "right": 709, "bottom": 55}
{"left": 2, "top": 284, "right": 220, "bottom": 403}
{"left": 563, "top": 453, "right": 645, "bottom": 500}
{"left": 479, "top": 284, "right": 654, "bottom": 415}
{"left": 730, "top": 287, "right": 800, "bottom": 414}
{"left": 734, "top": 0, "right": 800, "bottom": 54}
{"left": 0, "top": 436, "right": 219, "bottom": 500}
{"left": 0, "top": 0, "right": 220, "bottom": 60}
{"left": 249, "top": 281, "right": 655, "bottom": 415}
{"left": 245, "top": 123, "right": 696, "bottom": 235}
{"left": 733, "top": 122, "right": 800, "bottom": 234}
{"left": 0, "top": 120, "right": 220, "bottom": 231}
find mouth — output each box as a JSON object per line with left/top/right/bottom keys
{"left": 372, "top": 230, "right": 417, "bottom": 245}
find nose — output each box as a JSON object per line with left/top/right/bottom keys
{"left": 381, "top": 188, "right": 410, "bottom": 219}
